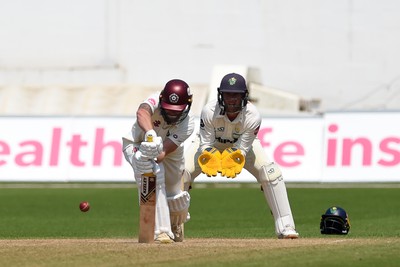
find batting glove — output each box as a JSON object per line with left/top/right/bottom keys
{"left": 198, "top": 147, "right": 222, "bottom": 177}
{"left": 131, "top": 151, "right": 154, "bottom": 174}
{"left": 139, "top": 136, "right": 163, "bottom": 158}
{"left": 220, "top": 148, "right": 245, "bottom": 178}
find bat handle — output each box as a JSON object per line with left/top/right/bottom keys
{"left": 143, "top": 133, "right": 154, "bottom": 176}
{"left": 146, "top": 134, "right": 154, "bottom": 142}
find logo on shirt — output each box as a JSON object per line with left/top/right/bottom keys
{"left": 148, "top": 98, "right": 156, "bottom": 106}
{"left": 153, "top": 120, "right": 161, "bottom": 128}
{"left": 217, "top": 127, "right": 224, "bottom": 132}
{"left": 232, "top": 133, "right": 241, "bottom": 139}
{"left": 216, "top": 137, "right": 237, "bottom": 144}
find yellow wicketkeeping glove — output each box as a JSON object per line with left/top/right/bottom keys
{"left": 220, "top": 148, "right": 245, "bottom": 178}
{"left": 197, "top": 147, "right": 222, "bottom": 177}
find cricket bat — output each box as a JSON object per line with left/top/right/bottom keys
{"left": 138, "top": 135, "right": 156, "bottom": 243}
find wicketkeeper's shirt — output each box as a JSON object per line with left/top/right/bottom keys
{"left": 199, "top": 100, "right": 261, "bottom": 156}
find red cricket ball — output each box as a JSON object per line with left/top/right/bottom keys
{"left": 79, "top": 201, "right": 90, "bottom": 212}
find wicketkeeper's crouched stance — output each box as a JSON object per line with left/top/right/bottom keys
{"left": 183, "top": 73, "right": 299, "bottom": 239}
{"left": 122, "top": 79, "right": 194, "bottom": 243}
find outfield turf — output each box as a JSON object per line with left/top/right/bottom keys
{"left": 0, "top": 183, "right": 399, "bottom": 266}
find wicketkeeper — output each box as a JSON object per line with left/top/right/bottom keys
{"left": 183, "top": 73, "right": 299, "bottom": 239}
{"left": 122, "top": 79, "right": 194, "bottom": 243}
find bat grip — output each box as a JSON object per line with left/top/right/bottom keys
{"left": 146, "top": 134, "right": 154, "bottom": 142}
{"left": 143, "top": 134, "right": 154, "bottom": 175}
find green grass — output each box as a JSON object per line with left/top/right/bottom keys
{"left": 288, "top": 187, "right": 400, "bottom": 238}
{"left": 0, "top": 186, "right": 137, "bottom": 238}
{"left": 1, "top": 184, "right": 399, "bottom": 239}
{"left": 0, "top": 183, "right": 399, "bottom": 267}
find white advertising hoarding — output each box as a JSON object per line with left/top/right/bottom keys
{"left": 0, "top": 117, "right": 133, "bottom": 182}
{"left": 1, "top": 113, "right": 400, "bottom": 182}
{"left": 257, "top": 117, "right": 323, "bottom": 182}
{"left": 322, "top": 112, "right": 400, "bottom": 182}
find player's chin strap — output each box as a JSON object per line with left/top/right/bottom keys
{"left": 259, "top": 162, "right": 297, "bottom": 237}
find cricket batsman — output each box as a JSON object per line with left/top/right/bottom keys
{"left": 183, "top": 73, "right": 299, "bottom": 239}
{"left": 122, "top": 79, "right": 194, "bottom": 243}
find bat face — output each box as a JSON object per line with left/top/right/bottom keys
{"left": 139, "top": 173, "right": 156, "bottom": 243}
{"left": 140, "top": 175, "right": 156, "bottom": 205}
{"left": 138, "top": 133, "right": 157, "bottom": 243}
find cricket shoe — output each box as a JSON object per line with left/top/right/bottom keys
{"left": 154, "top": 232, "right": 174, "bottom": 244}
{"left": 172, "top": 224, "right": 184, "bottom": 242}
{"left": 278, "top": 227, "right": 299, "bottom": 239}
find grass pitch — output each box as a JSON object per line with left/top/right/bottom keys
{"left": 0, "top": 183, "right": 399, "bottom": 266}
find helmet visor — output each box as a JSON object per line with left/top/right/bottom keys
{"left": 320, "top": 216, "right": 349, "bottom": 235}
{"left": 160, "top": 101, "right": 187, "bottom": 112}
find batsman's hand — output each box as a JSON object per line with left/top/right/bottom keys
{"left": 139, "top": 136, "right": 163, "bottom": 158}
{"left": 220, "top": 148, "right": 245, "bottom": 178}
{"left": 132, "top": 151, "right": 154, "bottom": 174}
{"left": 198, "top": 147, "right": 222, "bottom": 177}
